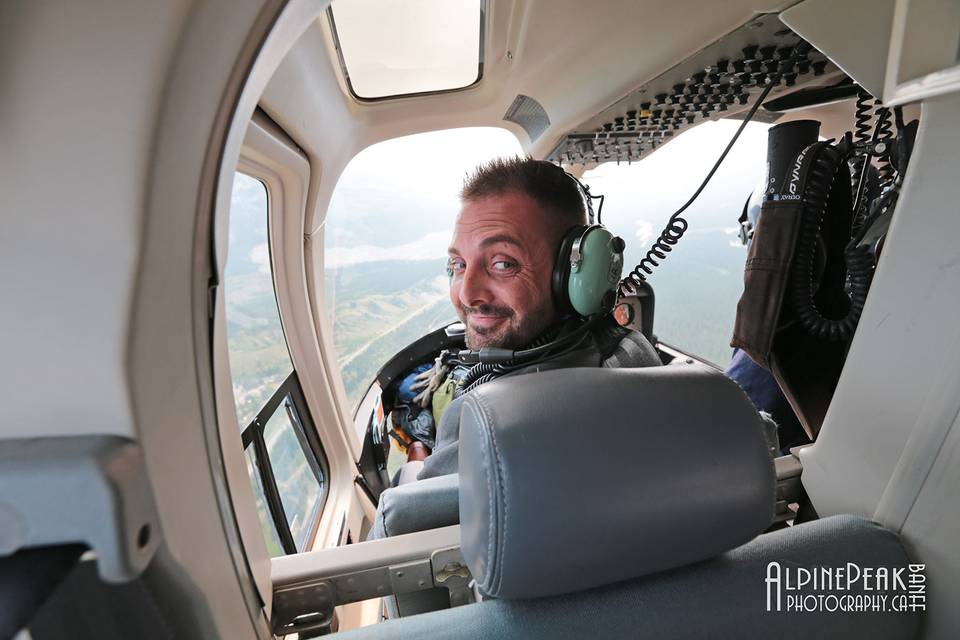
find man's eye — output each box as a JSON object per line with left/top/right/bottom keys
{"left": 491, "top": 260, "right": 517, "bottom": 272}
{"left": 447, "top": 259, "right": 465, "bottom": 276}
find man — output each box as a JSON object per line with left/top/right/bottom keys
{"left": 414, "top": 157, "right": 660, "bottom": 480}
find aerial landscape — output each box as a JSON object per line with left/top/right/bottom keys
{"left": 227, "top": 123, "right": 770, "bottom": 413}
{"left": 322, "top": 123, "right": 768, "bottom": 408}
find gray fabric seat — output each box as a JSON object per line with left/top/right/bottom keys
{"left": 456, "top": 366, "right": 776, "bottom": 599}
{"left": 336, "top": 515, "right": 919, "bottom": 640}
{"left": 370, "top": 474, "right": 459, "bottom": 540}
{"left": 394, "top": 460, "right": 425, "bottom": 486}
{"left": 345, "top": 367, "right": 920, "bottom": 637}
{"left": 375, "top": 363, "right": 763, "bottom": 618}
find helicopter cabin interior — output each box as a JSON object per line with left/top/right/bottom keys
{"left": 2, "top": 0, "right": 960, "bottom": 638}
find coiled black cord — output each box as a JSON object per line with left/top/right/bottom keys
{"left": 849, "top": 90, "right": 875, "bottom": 222}
{"left": 455, "top": 320, "right": 596, "bottom": 396}
{"left": 851, "top": 101, "right": 894, "bottom": 232}
{"left": 456, "top": 327, "right": 561, "bottom": 396}
{"left": 791, "top": 144, "right": 874, "bottom": 341}
{"left": 620, "top": 42, "right": 811, "bottom": 295}
{"left": 873, "top": 102, "right": 895, "bottom": 184}
{"left": 853, "top": 90, "right": 873, "bottom": 145}
{"left": 794, "top": 91, "right": 907, "bottom": 341}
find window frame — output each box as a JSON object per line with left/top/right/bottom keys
{"left": 237, "top": 113, "right": 360, "bottom": 556}
{"left": 241, "top": 371, "right": 330, "bottom": 555}
{"left": 325, "top": 1, "right": 487, "bottom": 103}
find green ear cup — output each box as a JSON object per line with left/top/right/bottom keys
{"left": 567, "top": 226, "right": 624, "bottom": 316}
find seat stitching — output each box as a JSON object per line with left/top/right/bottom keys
{"left": 475, "top": 392, "right": 507, "bottom": 595}
{"left": 380, "top": 497, "right": 392, "bottom": 538}
{"left": 464, "top": 398, "right": 497, "bottom": 593}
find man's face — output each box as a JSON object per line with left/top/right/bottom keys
{"left": 447, "top": 191, "right": 559, "bottom": 350}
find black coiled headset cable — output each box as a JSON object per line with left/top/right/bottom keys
{"left": 455, "top": 319, "right": 598, "bottom": 396}
{"left": 850, "top": 91, "right": 896, "bottom": 229}
{"left": 788, "top": 144, "right": 874, "bottom": 341}
{"left": 793, "top": 108, "right": 903, "bottom": 342}
{"left": 620, "top": 42, "right": 812, "bottom": 296}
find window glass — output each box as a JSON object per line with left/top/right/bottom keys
{"left": 324, "top": 128, "right": 522, "bottom": 410}
{"left": 224, "top": 173, "right": 295, "bottom": 427}
{"left": 583, "top": 120, "right": 770, "bottom": 366}
{"left": 244, "top": 448, "right": 285, "bottom": 557}
{"left": 262, "top": 399, "right": 323, "bottom": 549}
{"left": 329, "top": 0, "right": 483, "bottom": 99}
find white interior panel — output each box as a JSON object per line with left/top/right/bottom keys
{"left": 780, "top": 0, "right": 896, "bottom": 99}
{"left": 801, "top": 93, "right": 960, "bottom": 520}
{"left": 0, "top": 1, "right": 190, "bottom": 439}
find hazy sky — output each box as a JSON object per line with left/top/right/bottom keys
{"left": 323, "top": 120, "right": 770, "bottom": 267}
{"left": 323, "top": 127, "right": 523, "bottom": 266}
{"left": 584, "top": 120, "right": 770, "bottom": 250}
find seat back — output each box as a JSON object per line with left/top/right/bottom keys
{"left": 332, "top": 367, "right": 919, "bottom": 638}
{"left": 457, "top": 365, "right": 774, "bottom": 599}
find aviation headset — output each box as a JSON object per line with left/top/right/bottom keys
{"left": 551, "top": 171, "right": 626, "bottom": 317}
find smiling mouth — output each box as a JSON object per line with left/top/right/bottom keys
{"left": 468, "top": 314, "right": 508, "bottom": 330}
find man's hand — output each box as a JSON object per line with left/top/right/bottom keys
{"left": 410, "top": 353, "right": 451, "bottom": 409}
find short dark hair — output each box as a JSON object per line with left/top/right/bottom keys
{"left": 460, "top": 156, "right": 587, "bottom": 229}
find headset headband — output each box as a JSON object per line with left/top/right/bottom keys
{"left": 563, "top": 169, "right": 604, "bottom": 225}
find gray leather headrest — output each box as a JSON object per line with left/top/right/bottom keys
{"left": 458, "top": 365, "right": 775, "bottom": 599}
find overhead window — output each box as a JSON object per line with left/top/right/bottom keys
{"left": 328, "top": 0, "right": 484, "bottom": 100}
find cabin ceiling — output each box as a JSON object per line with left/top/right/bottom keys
{"left": 259, "top": 0, "right": 802, "bottom": 204}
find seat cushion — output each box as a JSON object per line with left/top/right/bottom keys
{"left": 369, "top": 474, "right": 459, "bottom": 541}
{"left": 395, "top": 461, "right": 424, "bottom": 486}
{"left": 336, "top": 515, "right": 920, "bottom": 640}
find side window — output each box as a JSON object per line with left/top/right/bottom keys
{"left": 324, "top": 128, "right": 522, "bottom": 411}
{"left": 583, "top": 121, "right": 770, "bottom": 367}
{"left": 224, "top": 172, "right": 328, "bottom": 555}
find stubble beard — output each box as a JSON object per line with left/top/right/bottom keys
{"left": 459, "top": 298, "right": 556, "bottom": 351}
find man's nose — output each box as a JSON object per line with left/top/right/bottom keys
{"left": 457, "top": 263, "right": 492, "bottom": 308}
